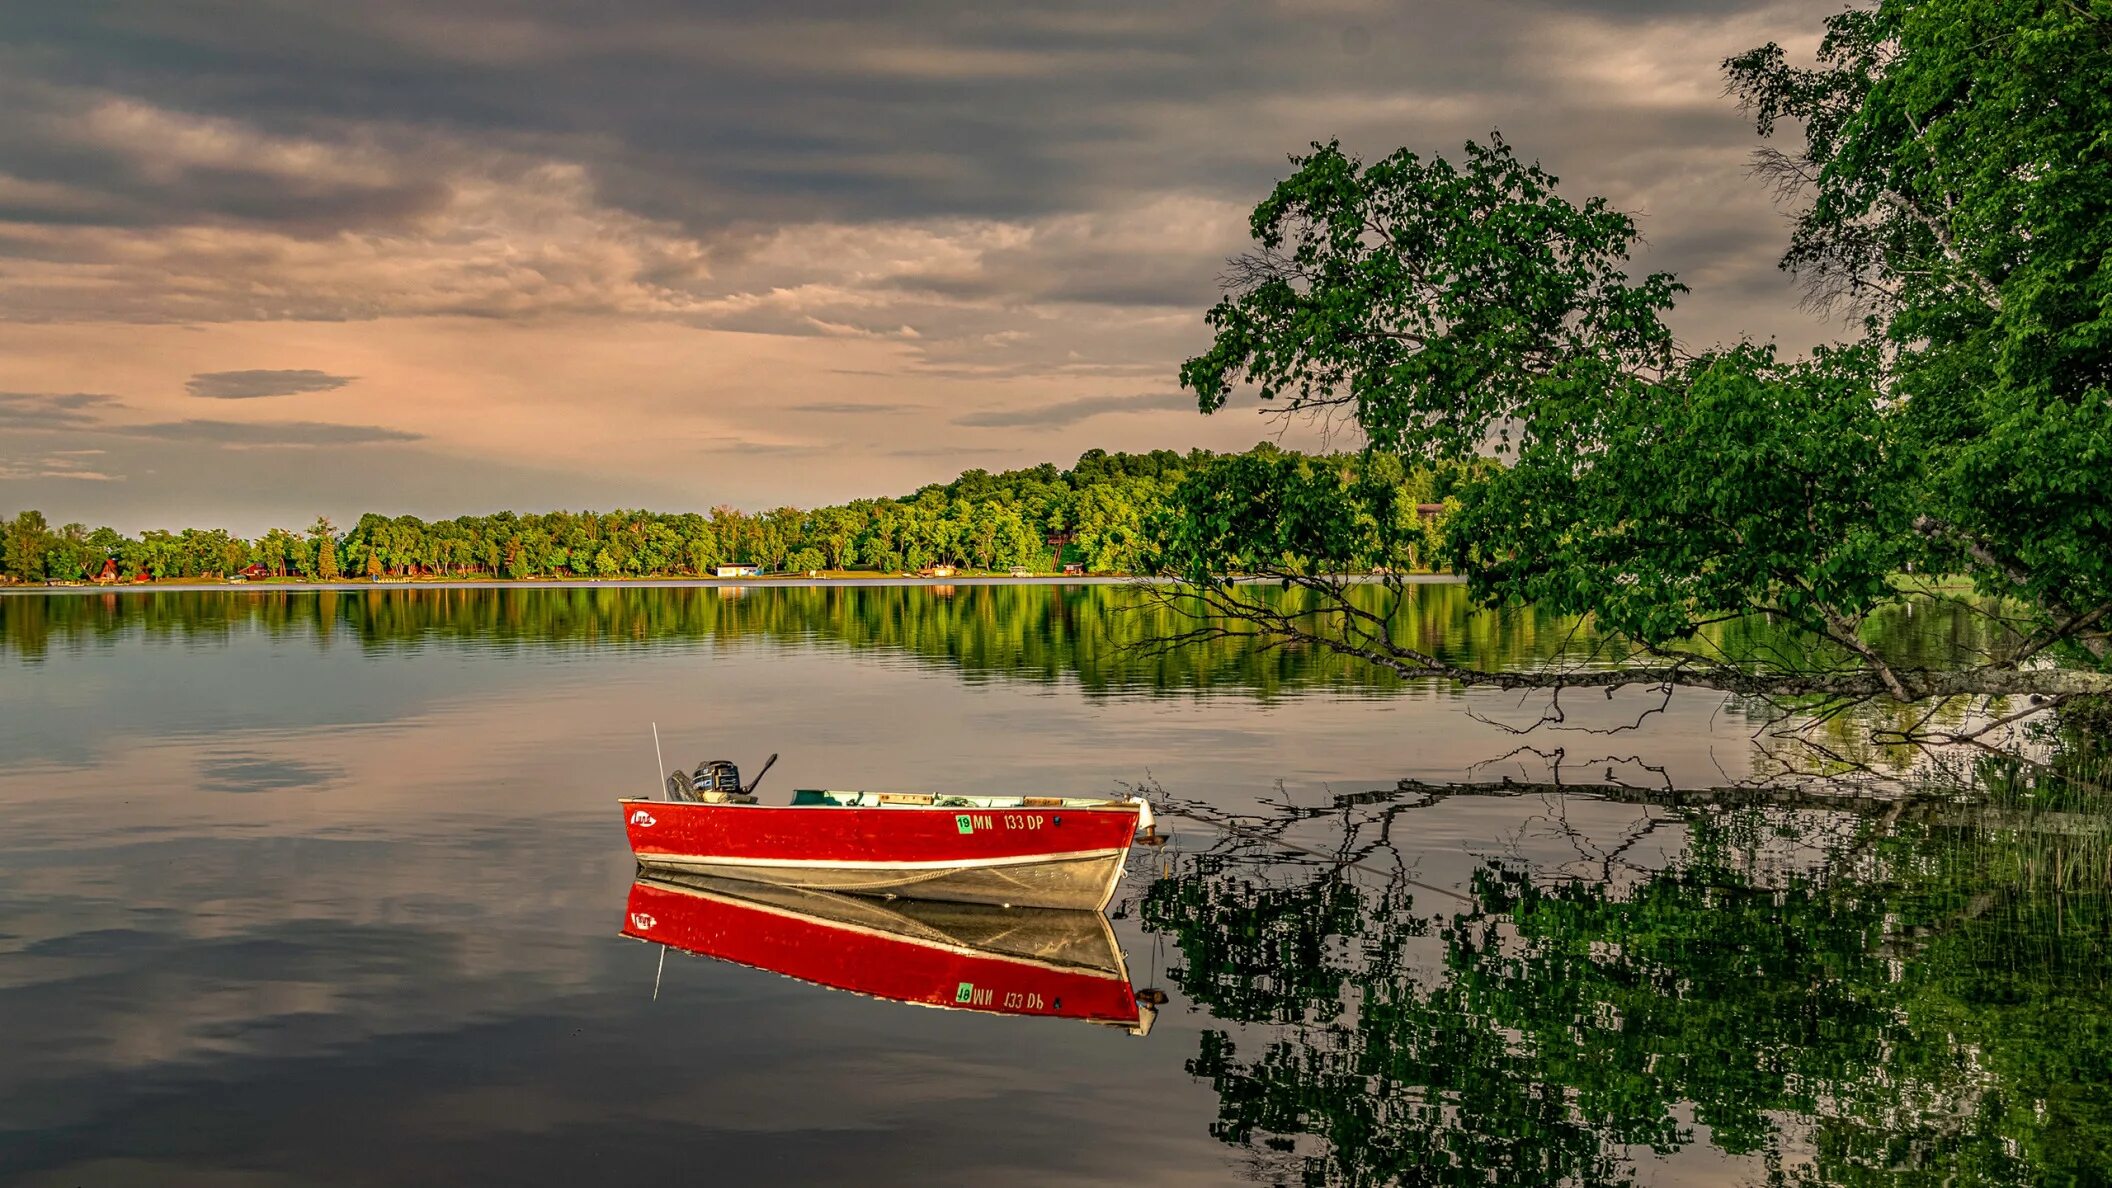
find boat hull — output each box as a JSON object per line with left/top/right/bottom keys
{"left": 621, "top": 799, "right": 1141, "bottom": 912}
{"left": 622, "top": 874, "right": 1150, "bottom": 1032}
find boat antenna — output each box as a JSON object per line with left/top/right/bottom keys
{"left": 652, "top": 723, "right": 666, "bottom": 800}
{"left": 744, "top": 752, "right": 780, "bottom": 795}
{"left": 650, "top": 721, "right": 670, "bottom": 1001}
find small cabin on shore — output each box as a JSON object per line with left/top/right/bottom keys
{"left": 714, "top": 564, "right": 760, "bottom": 578}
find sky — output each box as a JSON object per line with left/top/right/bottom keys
{"left": 0, "top": 0, "right": 1847, "bottom": 534}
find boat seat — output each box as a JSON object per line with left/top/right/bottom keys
{"left": 787, "top": 789, "right": 1124, "bottom": 811}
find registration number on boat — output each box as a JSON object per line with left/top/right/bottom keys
{"left": 955, "top": 813, "right": 1045, "bottom": 833}
{"left": 955, "top": 981, "right": 1045, "bottom": 1011}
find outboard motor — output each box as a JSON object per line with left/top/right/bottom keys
{"left": 667, "top": 758, "right": 753, "bottom": 803}
{"left": 664, "top": 751, "right": 776, "bottom": 804}
{"left": 694, "top": 759, "right": 742, "bottom": 797}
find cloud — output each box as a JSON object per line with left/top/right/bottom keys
{"left": 0, "top": 0, "right": 1847, "bottom": 521}
{"left": 691, "top": 436, "right": 829, "bottom": 455}
{"left": 883, "top": 444, "right": 1025, "bottom": 459}
{"left": 783, "top": 401, "right": 924, "bottom": 415}
{"left": 0, "top": 153, "right": 718, "bottom": 323}
{"left": 952, "top": 391, "right": 1193, "bottom": 429}
{"left": 0, "top": 391, "right": 123, "bottom": 430}
{"left": 0, "top": 392, "right": 409, "bottom": 481}
{"left": 0, "top": 88, "right": 450, "bottom": 234}
{"left": 0, "top": 1, "right": 1834, "bottom": 347}
{"left": 115, "top": 420, "right": 422, "bottom": 447}
{"left": 185, "top": 369, "right": 357, "bottom": 400}
{"left": 0, "top": 449, "right": 123, "bottom": 481}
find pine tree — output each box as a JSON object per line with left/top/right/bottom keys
{"left": 311, "top": 517, "right": 340, "bottom": 580}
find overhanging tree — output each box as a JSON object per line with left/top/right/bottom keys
{"left": 1166, "top": 0, "right": 2112, "bottom": 761}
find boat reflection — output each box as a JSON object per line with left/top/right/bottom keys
{"left": 621, "top": 873, "right": 1157, "bottom": 1035}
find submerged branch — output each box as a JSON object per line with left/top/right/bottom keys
{"left": 1139, "top": 577, "right": 2112, "bottom": 702}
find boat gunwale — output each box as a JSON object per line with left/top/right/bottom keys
{"left": 618, "top": 794, "right": 1144, "bottom": 813}
{"left": 633, "top": 846, "right": 1128, "bottom": 872}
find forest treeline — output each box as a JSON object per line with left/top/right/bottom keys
{"left": 0, "top": 444, "right": 1480, "bottom": 584}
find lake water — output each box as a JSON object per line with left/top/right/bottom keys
{"left": 2, "top": 585, "right": 2104, "bottom": 1186}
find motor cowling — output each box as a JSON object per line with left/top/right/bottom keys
{"left": 664, "top": 756, "right": 762, "bottom": 804}
{"left": 694, "top": 759, "right": 742, "bottom": 795}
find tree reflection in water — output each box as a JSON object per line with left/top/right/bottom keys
{"left": 0, "top": 584, "right": 2012, "bottom": 708}
{"left": 1139, "top": 781, "right": 2112, "bottom": 1186}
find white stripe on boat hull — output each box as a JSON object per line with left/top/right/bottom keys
{"left": 633, "top": 848, "right": 1130, "bottom": 911}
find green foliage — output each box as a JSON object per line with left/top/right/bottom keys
{"left": 1143, "top": 801, "right": 2112, "bottom": 1186}
{"left": 3, "top": 511, "right": 53, "bottom": 581}
{"left": 1452, "top": 342, "right": 1921, "bottom": 645}
{"left": 311, "top": 517, "right": 339, "bottom": 581}
{"left": 1180, "top": 136, "right": 1683, "bottom": 457}
{"left": 1174, "top": 0, "right": 2112, "bottom": 710}
{"left": 1158, "top": 445, "right": 1486, "bottom": 581}
{"left": 1725, "top": 0, "right": 2112, "bottom": 665}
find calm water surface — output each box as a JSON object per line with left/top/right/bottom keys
{"left": 2, "top": 586, "right": 2104, "bottom": 1186}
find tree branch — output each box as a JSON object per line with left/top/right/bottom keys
{"left": 1136, "top": 575, "right": 2112, "bottom": 705}
{"left": 1876, "top": 189, "right": 2003, "bottom": 311}
{"left": 1914, "top": 514, "right": 2111, "bottom": 660}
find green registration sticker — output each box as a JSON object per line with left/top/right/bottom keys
{"left": 955, "top": 813, "right": 974, "bottom": 834}
{"left": 955, "top": 981, "right": 975, "bottom": 1004}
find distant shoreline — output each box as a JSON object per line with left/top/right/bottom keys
{"left": 2, "top": 574, "right": 1466, "bottom": 596}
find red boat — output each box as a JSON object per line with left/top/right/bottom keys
{"left": 621, "top": 787, "right": 1152, "bottom": 911}
{"left": 622, "top": 873, "right": 1156, "bottom": 1034}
